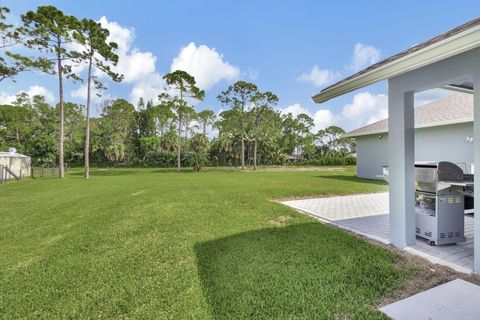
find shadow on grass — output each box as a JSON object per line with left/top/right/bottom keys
{"left": 194, "top": 223, "right": 407, "bottom": 319}
{"left": 317, "top": 174, "right": 388, "bottom": 186}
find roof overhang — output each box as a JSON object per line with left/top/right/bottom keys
{"left": 313, "top": 22, "right": 480, "bottom": 104}
{"left": 343, "top": 118, "right": 473, "bottom": 139}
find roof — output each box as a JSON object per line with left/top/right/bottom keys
{"left": 0, "top": 151, "right": 30, "bottom": 158}
{"left": 343, "top": 93, "right": 473, "bottom": 138}
{"left": 313, "top": 17, "right": 480, "bottom": 103}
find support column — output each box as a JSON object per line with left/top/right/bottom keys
{"left": 474, "top": 74, "right": 480, "bottom": 274}
{"left": 388, "top": 80, "right": 416, "bottom": 248}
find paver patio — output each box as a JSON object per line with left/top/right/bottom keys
{"left": 282, "top": 192, "right": 474, "bottom": 273}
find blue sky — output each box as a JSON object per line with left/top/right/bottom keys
{"left": 2, "top": 0, "right": 480, "bottom": 131}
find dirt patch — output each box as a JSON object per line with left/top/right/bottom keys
{"left": 377, "top": 247, "right": 480, "bottom": 307}
{"left": 334, "top": 226, "right": 480, "bottom": 307}
{"left": 267, "top": 215, "right": 293, "bottom": 227}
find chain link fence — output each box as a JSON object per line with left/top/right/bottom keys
{"left": 32, "top": 166, "right": 69, "bottom": 178}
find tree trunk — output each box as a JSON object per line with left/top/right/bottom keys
{"left": 84, "top": 53, "right": 93, "bottom": 179}
{"left": 57, "top": 50, "right": 65, "bottom": 179}
{"left": 240, "top": 113, "right": 245, "bottom": 170}
{"left": 177, "top": 114, "right": 182, "bottom": 172}
{"left": 203, "top": 122, "right": 206, "bottom": 136}
{"left": 253, "top": 138, "right": 257, "bottom": 171}
{"left": 253, "top": 114, "right": 260, "bottom": 171}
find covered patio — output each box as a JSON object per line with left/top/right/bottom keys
{"left": 283, "top": 193, "right": 474, "bottom": 273}
{"left": 312, "top": 17, "right": 480, "bottom": 274}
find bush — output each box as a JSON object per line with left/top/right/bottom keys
{"left": 298, "top": 156, "right": 356, "bottom": 166}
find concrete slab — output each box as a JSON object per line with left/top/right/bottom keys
{"left": 335, "top": 214, "right": 390, "bottom": 244}
{"left": 282, "top": 192, "right": 388, "bottom": 221}
{"left": 282, "top": 193, "right": 474, "bottom": 274}
{"left": 380, "top": 279, "right": 480, "bottom": 320}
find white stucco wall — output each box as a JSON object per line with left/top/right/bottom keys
{"left": 356, "top": 122, "right": 474, "bottom": 179}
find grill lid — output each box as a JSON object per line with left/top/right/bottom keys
{"left": 436, "top": 161, "right": 464, "bottom": 181}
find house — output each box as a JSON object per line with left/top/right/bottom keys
{"left": 344, "top": 93, "right": 474, "bottom": 179}
{"left": 312, "top": 16, "right": 480, "bottom": 273}
{"left": 0, "top": 148, "right": 31, "bottom": 181}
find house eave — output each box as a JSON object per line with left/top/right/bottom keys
{"left": 343, "top": 118, "right": 473, "bottom": 138}
{"left": 312, "top": 25, "right": 480, "bottom": 104}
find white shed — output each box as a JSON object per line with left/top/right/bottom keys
{"left": 0, "top": 149, "right": 31, "bottom": 180}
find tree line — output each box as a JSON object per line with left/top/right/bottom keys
{"left": 0, "top": 5, "right": 355, "bottom": 177}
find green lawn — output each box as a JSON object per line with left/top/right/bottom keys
{"left": 0, "top": 167, "right": 413, "bottom": 319}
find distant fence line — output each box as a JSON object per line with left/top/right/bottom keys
{"left": 32, "top": 166, "right": 69, "bottom": 178}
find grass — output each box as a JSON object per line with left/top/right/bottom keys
{"left": 0, "top": 166, "right": 416, "bottom": 319}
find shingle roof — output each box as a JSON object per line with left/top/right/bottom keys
{"left": 319, "top": 17, "right": 480, "bottom": 96}
{"left": 343, "top": 93, "right": 473, "bottom": 138}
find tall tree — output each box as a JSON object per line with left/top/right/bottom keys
{"left": 22, "top": 6, "right": 80, "bottom": 178}
{"left": 250, "top": 91, "right": 278, "bottom": 170}
{"left": 0, "top": 6, "right": 50, "bottom": 82}
{"left": 97, "top": 99, "right": 136, "bottom": 162}
{"left": 197, "top": 109, "right": 215, "bottom": 136}
{"left": 214, "top": 109, "right": 243, "bottom": 166}
{"left": 71, "top": 18, "right": 123, "bottom": 179}
{"left": 186, "top": 133, "right": 209, "bottom": 172}
{"left": 316, "top": 126, "right": 353, "bottom": 157}
{"left": 0, "top": 7, "right": 19, "bottom": 49}
{"left": 295, "top": 113, "right": 314, "bottom": 160}
{"left": 161, "top": 70, "right": 204, "bottom": 171}
{"left": 218, "top": 81, "right": 258, "bottom": 170}
{"left": 182, "top": 107, "right": 197, "bottom": 140}
{"left": 59, "top": 102, "right": 85, "bottom": 165}
{"left": 152, "top": 103, "right": 176, "bottom": 137}
{"left": 0, "top": 94, "right": 35, "bottom": 148}
{"left": 137, "top": 101, "right": 156, "bottom": 137}
{"left": 0, "top": 6, "right": 24, "bottom": 81}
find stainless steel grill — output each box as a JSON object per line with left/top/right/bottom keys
{"left": 383, "top": 161, "right": 473, "bottom": 245}
{"left": 414, "top": 162, "right": 470, "bottom": 245}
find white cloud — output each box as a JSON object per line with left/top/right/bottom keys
{"left": 348, "top": 43, "right": 381, "bottom": 72}
{"left": 297, "top": 43, "right": 380, "bottom": 87}
{"left": 279, "top": 103, "right": 310, "bottom": 118}
{"left": 130, "top": 72, "right": 166, "bottom": 105}
{"left": 0, "top": 85, "right": 55, "bottom": 105}
{"left": 341, "top": 92, "right": 388, "bottom": 127}
{"left": 297, "top": 65, "right": 340, "bottom": 87}
{"left": 312, "top": 109, "right": 334, "bottom": 132}
{"left": 338, "top": 90, "right": 453, "bottom": 130}
{"left": 70, "top": 84, "right": 109, "bottom": 103}
{"left": 98, "top": 16, "right": 157, "bottom": 83}
{"left": 26, "top": 85, "right": 55, "bottom": 103}
{"left": 0, "top": 92, "right": 16, "bottom": 105}
{"left": 279, "top": 103, "right": 334, "bottom": 132}
{"left": 170, "top": 42, "right": 240, "bottom": 90}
